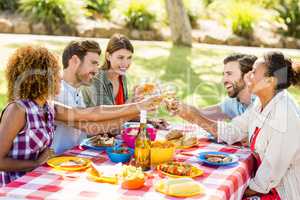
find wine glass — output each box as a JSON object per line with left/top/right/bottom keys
{"left": 162, "top": 84, "right": 179, "bottom": 116}
{"left": 162, "top": 84, "right": 177, "bottom": 102}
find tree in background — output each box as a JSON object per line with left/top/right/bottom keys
{"left": 165, "top": 0, "right": 192, "bottom": 47}
{"left": 275, "top": 0, "right": 300, "bottom": 38}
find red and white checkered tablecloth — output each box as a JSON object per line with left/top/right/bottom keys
{"left": 0, "top": 126, "right": 254, "bottom": 200}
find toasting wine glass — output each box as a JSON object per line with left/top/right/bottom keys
{"left": 162, "top": 84, "right": 179, "bottom": 116}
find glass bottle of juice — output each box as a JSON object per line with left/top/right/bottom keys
{"left": 134, "top": 110, "right": 151, "bottom": 171}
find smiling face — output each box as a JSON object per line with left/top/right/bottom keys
{"left": 245, "top": 58, "right": 271, "bottom": 95}
{"left": 107, "top": 48, "right": 133, "bottom": 75}
{"left": 223, "top": 61, "right": 246, "bottom": 98}
{"left": 75, "top": 52, "right": 100, "bottom": 86}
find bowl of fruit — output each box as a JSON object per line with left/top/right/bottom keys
{"left": 106, "top": 147, "right": 134, "bottom": 163}
{"left": 122, "top": 122, "right": 156, "bottom": 148}
{"left": 120, "top": 165, "right": 145, "bottom": 190}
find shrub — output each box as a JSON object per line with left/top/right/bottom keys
{"left": 83, "top": 0, "right": 114, "bottom": 20}
{"left": 187, "top": 9, "right": 198, "bottom": 29}
{"left": 183, "top": 0, "right": 200, "bottom": 29}
{"left": 207, "top": 0, "right": 260, "bottom": 38}
{"left": 228, "top": 2, "right": 259, "bottom": 39}
{"left": 260, "top": 0, "right": 279, "bottom": 8}
{"left": 0, "top": 0, "right": 19, "bottom": 11}
{"left": 202, "top": 0, "right": 214, "bottom": 7}
{"left": 275, "top": 0, "right": 300, "bottom": 38}
{"left": 124, "top": 0, "right": 156, "bottom": 31}
{"left": 19, "top": 0, "right": 79, "bottom": 34}
{"left": 244, "top": 0, "right": 279, "bottom": 8}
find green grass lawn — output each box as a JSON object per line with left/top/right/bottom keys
{"left": 0, "top": 34, "right": 299, "bottom": 121}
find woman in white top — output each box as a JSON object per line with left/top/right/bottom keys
{"left": 167, "top": 51, "right": 300, "bottom": 199}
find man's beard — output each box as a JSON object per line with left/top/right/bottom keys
{"left": 228, "top": 80, "right": 246, "bottom": 98}
{"left": 75, "top": 71, "right": 91, "bottom": 86}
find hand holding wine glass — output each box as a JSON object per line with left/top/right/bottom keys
{"left": 138, "top": 95, "right": 163, "bottom": 112}
{"left": 162, "top": 85, "right": 181, "bottom": 116}
{"left": 165, "top": 97, "right": 181, "bottom": 116}
{"left": 131, "top": 85, "right": 145, "bottom": 102}
{"left": 131, "top": 78, "right": 156, "bottom": 102}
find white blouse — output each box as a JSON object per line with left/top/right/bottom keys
{"left": 217, "top": 90, "right": 300, "bottom": 199}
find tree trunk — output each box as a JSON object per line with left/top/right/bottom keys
{"left": 165, "top": 0, "right": 192, "bottom": 47}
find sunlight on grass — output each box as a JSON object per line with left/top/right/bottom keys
{"left": 288, "top": 87, "right": 300, "bottom": 105}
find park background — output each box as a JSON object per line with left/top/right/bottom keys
{"left": 0, "top": 0, "right": 299, "bottom": 121}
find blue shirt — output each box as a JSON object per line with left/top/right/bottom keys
{"left": 219, "top": 96, "right": 256, "bottom": 119}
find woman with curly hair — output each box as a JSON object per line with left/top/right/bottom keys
{"left": 0, "top": 46, "right": 60, "bottom": 186}
{"left": 0, "top": 46, "right": 160, "bottom": 186}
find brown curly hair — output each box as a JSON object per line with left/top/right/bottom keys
{"left": 5, "top": 46, "right": 61, "bottom": 102}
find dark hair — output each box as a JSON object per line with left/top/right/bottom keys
{"left": 62, "top": 40, "right": 101, "bottom": 69}
{"left": 263, "top": 51, "right": 300, "bottom": 90}
{"left": 238, "top": 55, "right": 257, "bottom": 76}
{"left": 223, "top": 53, "right": 245, "bottom": 64}
{"left": 6, "top": 46, "right": 60, "bottom": 102}
{"left": 224, "top": 53, "right": 257, "bottom": 76}
{"left": 102, "top": 33, "right": 134, "bottom": 70}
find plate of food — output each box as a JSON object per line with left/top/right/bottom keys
{"left": 80, "top": 134, "right": 116, "bottom": 151}
{"left": 86, "top": 163, "right": 118, "bottom": 184}
{"left": 198, "top": 151, "right": 239, "bottom": 166}
{"left": 155, "top": 178, "right": 204, "bottom": 197}
{"left": 47, "top": 156, "right": 91, "bottom": 171}
{"left": 166, "top": 130, "right": 199, "bottom": 149}
{"left": 148, "top": 119, "right": 170, "bottom": 130}
{"left": 157, "top": 162, "right": 203, "bottom": 178}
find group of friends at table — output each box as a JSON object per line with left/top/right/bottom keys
{"left": 0, "top": 33, "right": 300, "bottom": 199}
